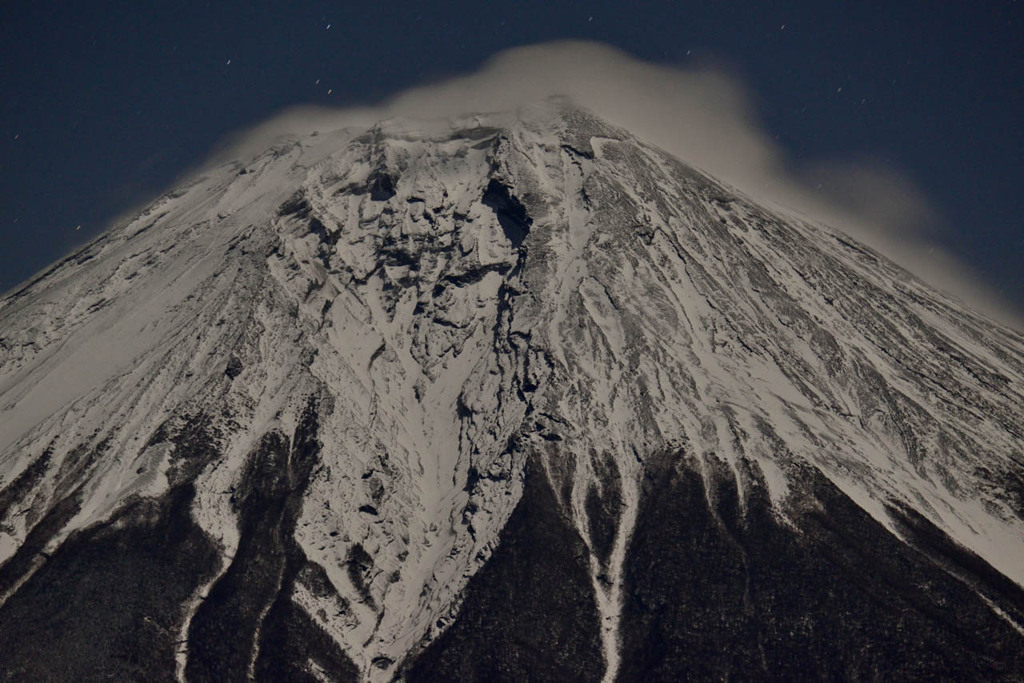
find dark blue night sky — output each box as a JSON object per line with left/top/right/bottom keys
{"left": 1, "top": 1, "right": 1020, "bottom": 313}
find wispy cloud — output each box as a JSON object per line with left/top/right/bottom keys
{"left": 211, "top": 41, "right": 1021, "bottom": 328}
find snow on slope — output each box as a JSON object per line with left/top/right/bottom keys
{"left": 1, "top": 100, "right": 1023, "bottom": 680}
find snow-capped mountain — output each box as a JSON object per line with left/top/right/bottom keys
{"left": 0, "top": 101, "right": 1022, "bottom": 681}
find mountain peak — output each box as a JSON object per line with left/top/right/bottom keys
{"left": 1, "top": 107, "right": 1022, "bottom": 680}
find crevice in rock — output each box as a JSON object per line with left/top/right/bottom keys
{"left": 369, "top": 170, "right": 397, "bottom": 202}
{"left": 482, "top": 179, "right": 532, "bottom": 248}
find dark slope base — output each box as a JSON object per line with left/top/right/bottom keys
{"left": 405, "top": 459, "right": 606, "bottom": 682}
{"left": 406, "top": 450, "right": 1024, "bottom": 682}
{"left": 0, "top": 484, "right": 219, "bottom": 682}
{"left": 0, "top": 420, "right": 225, "bottom": 682}
{"left": 619, "top": 451, "right": 1024, "bottom": 681}
{"left": 3, "top": 439, "right": 1022, "bottom": 681}
{"left": 185, "top": 402, "right": 358, "bottom": 682}
{"left": 0, "top": 405, "right": 358, "bottom": 683}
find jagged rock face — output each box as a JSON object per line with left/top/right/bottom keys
{"left": 0, "top": 102, "right": 1023, "bottom": 681}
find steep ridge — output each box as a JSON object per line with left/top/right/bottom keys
{"left": 0, "top": 101, "right": 1022, "bottom": 680}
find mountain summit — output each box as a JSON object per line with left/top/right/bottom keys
{"left": 1, "top": 102, "right": 1022, "bottom": 680}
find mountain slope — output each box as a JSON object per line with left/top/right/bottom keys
{"left": 1, "top": 101, "right": 1022, "bottom": 680}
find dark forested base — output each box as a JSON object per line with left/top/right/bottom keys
{"left": 618, "top": 450, "right": 1024, "bottom": 681}
{"left": 405, "top": 458, "right": 605, "bottom": 682}
{"left": 186, "top": 402, "right": 358, "bottom": 682}
{"left": 0, "top": 403, "right": 359, "bottom": 683}
{"left": 5, "top": 440, "right": 1022, "bottom": 682}
{"left": 402, "top": 446, "right": 1024, "bottom": 682}
{"left": 0, "top": 483, "right": 220, "bottom": 682}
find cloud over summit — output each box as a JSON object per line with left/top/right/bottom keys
{"left": 216, "top": 41, "right": 1020, "bottom": 328}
